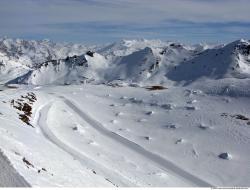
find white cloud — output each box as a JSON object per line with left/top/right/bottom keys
{"left": 1, "top": 0, "right": 250, "bottom": 25}
{"left": 0, "top": 0, "right": 249, "bottom": 43}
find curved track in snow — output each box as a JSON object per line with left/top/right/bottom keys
{"left": 60, "top": 96, "right": 213, "bottom": 187}
{"left": 0, "top": 150, "right": 30, "bottom": 187}
{"left": 36, "top": 94, "right": 213, "bottom": 187}
{"left": 37, "top": 103, "right": 135, "bottom": 187}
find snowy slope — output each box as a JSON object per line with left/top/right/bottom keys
{"left": 0, "top": 150, "right": 29, "bottom": 187}
{"left": 167, "top": 39, "right": 250, "bottom": 83}
{"left": 0, "top": 38, "right": 250, "bottom": 187}
{"left": 106, "top": 47, "right": 159, "bottom": 83}
{"left": 7, "top": 53, "right": 109, "bottom": 85}
{"left": 0, "top": 38, "right": 94, "bottom": 84}
{"left": 1, "top": 83, "right": 250, "bottom": 187}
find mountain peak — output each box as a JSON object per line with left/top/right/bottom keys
{"left": 1, "top": 38, "right": 250, "bottom": 85}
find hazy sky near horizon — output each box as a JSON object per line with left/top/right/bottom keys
{"left": 0, "top": 0, "right": 250, "bottom": 44}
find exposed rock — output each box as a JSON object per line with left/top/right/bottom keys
{"left": 218, "top": 152, "right": 232, "bottom": 160}
{"left": 86, "top": 51, "right": 95, "bottom": 57}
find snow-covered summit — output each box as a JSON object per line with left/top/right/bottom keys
{"left": 1, "top": 38, "right": 250, "bottom": 85}
{"left": 167, "top": 39, "right": 250, "bottom": 83}
{"left": 0, "top": 38, "right": 89, "bottom": 68}
{"left": 97, "top": 39, "right": 170, "bottom": 57}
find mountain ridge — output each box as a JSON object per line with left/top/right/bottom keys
{"left": 0, "top": 38, "right": 249, "bottom": 86}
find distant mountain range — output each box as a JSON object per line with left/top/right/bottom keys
{"left": 0, "top": 38, "right": 249, "bottom": 86}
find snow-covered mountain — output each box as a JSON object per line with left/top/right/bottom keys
{"left": 1, "top": 38, "right": 250, "bottom": 187}
{"left": 7, "top": 52, "right": 109, "bottom": 85}
{"left": 0, "top": 38, "right": 90, "bottom": 65}
{"left": 167, "top": 39, "right": 250, "bottom": 83}
{"left": 1, "top": 38, "right": 249, "bottom": 86}
{"left": 0, "top": 38, "right": 94, "bottom": 84}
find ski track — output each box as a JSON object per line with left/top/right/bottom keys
{"left": 0, "top": 150, "right": 30, "bottom": 187}
{"left": 37, "top": 103, "right": 135, "bottom": 187}
{"left": 60, "top": 95, "right": 213, "bottom": 187}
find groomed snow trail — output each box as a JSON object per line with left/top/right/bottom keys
{"left": 37, "top": 103, "right": 135, "bottom": 187}
{"left": 0, "top": 150, "right": 30, "bottom": 187}
{"left": 60, "top": 96, "right": 213, "bottom": 187}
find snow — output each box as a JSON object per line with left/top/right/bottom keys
{"left": 0, "top": 150, "right": 29, "bottom": 187}
{"left": 0, "top": 38, "right": 250, "bottom": 187}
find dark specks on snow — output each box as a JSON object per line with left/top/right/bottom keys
{"left": 187, "top": 100, "right": 197, "bottom": 104}
{"left": 120, "top": 96, "right": 127, "bottom": 100}
{"left": 110, "top": 119, "right": 117, "bottom": 124}
{"left": 175, "top": 139, "right": 183, "bottom": 144}
{"left": 185, "top": 106, "right": 197, "bottom": 110}
{"left": 218, "top": 153, "right": 232, "bottom": 160}
{"left": 145, "top": 85, "right": 167, "bottom": 91}
{"left": 72, "top": 126, "right": 78, "bottom": 131}
{"left": 222, "top": 97, "right": 231, "bottom": 103}
{"left": 164, "top": 124, "right": 177, "bottom": 129}
{"left": 115, "top": 112, "right": 123, "bottom": 116}
{"left": 161, "top": 104, "right": 174, "bottom": 110}
{"left": 129, "top": 97, "right": 143, "bottom": 104}
{"left": 146, "top": 111, "right": 154, "bottom": 115}
{"left": 198, "top": 124, "right": 211, "bottom": 130}
{"left": 233, "top": 114, "right": 249, "bottom": 121}
{"left": 86, "top": 51, "right": 95, "bottom": 57}
{"left": 144, "top": 136, "right": 151, "bottom": 140}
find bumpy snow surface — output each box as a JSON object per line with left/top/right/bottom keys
{"left": 0, "top": 38, "right": 250, "bottom": 187}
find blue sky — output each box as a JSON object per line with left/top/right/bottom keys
{"left": 0, "top": 0, "right": 250, "bottom": 44}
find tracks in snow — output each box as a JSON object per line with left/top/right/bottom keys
{"left": 37, "top": 103, "right": 134, "bottom": 187}
{"left": 37, "top": 94, "right": 212, "bottom": 187}
{"left": 61, "top": 96, "right": 212, "bottom": 187}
